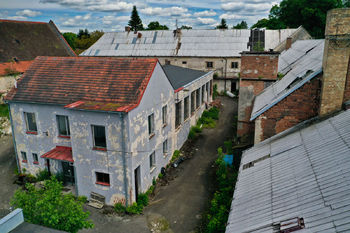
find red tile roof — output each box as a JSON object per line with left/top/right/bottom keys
{"left": 5, "top": 56, "right": 158, "bottom": 112}
{"left": 0, "top": 61, "right": 33, "bottom": 76}
{"left": 41, "top": 146, "right": 74, "bottom": 163}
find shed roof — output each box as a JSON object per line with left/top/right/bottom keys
{"left": 162, "top": 65, "right": 209, "bottom": 90}
{"left": 41, "top": 146, "right": 74, "bottom": 163}
{"left": 226, "top": 109, "right": 350, "bottom": 233}
{"left": 5, "top": 56, "right": 158, "bottom": 112}
{"left": 0, "top": 19, "right": 75, "bottom": 63}
{"left": 81, "top": 28, "right": 299, "bottom": 58}
{"left": 250, "top": 39, "right": 324, "bottom": 120}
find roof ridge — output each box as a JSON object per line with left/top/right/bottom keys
{"left": 0, "top": 19, "right": 47, "bottom": 24}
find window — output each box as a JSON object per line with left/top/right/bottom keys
{"left": 57, "top": 115, "right": 70, "bottom": 137}
{"left": 32, "top": 153, "right": 38, "bottom": 164}
{"left": 182, "top": 61, "right": 187, "bottom": 64}
{"left": 206, "top": 83, "right": 210, "bottom": 102}
{"left": 24, "top": 112, "right": 37, "bottom": 133}
{"left": 148, "top": 113, "right": 155, "bottom": 136}
{"left": 184, "top": 96, "right": 189, "bottom": 120}
{"left": 191, "top": 91, "right": 195, "bottom": 114}
{"left": 165, "top": 60, "right": 171, "bottom": 65}
{"left": 162, "top": 105, "right": 167, "bottom": 126}
{"left": 175, "top": 101, "right": 182, "bottom": 128}
{"left": 149, "top": 151, "right": 155, "bottom": 170}
{"left": 21, "top": 151, "right": 27, "bottom": 163}
{"left": 201, "top": 85, "right": 205, "bottom": 104}
{"left": 92, "top": 125, "right": 107, "bottom": 149}
{"left": 206, "top": 61, "right": 213, "bottom": 68}
{"left": 231, "top": 62, "right": 239, "bottom": 69}
{"left": 196, "top": 89, "right": 200, "bottom": 108}
{"left": 163, "top": 139, "right": 168, "bottom": 154}
{"left": 96, "top": 172, "right": 110, "bottom": 186}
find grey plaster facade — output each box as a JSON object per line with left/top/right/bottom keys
{"left": 8, "top": 63, "right": 213, "bottom": 205}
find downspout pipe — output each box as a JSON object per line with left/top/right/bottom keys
{"left": 120, "top": 112, "right": 129, "bottom": 206}
{"left": 7, "top": 104, "right": 21, "bottom": 173}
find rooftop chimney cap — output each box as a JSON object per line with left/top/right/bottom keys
{"left": 286, "top": 37, "right": 292, "bottom": 50}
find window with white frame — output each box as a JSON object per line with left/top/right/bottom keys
{"left": 24, "top": 112, "right": 37, "bottom": 133}
{"left": 32, "top": 153, "right": 38, "bottom": 164}
{"left": 57, "top": 115, "right": 70, "bottom": 136}
{"left": 149, "top": 151, "right": 155, "bottom": 170}
{"left": 162, "top": 105, "right": 167, "bottom": 125}
{"left": 92, "top": 125, "right": 107, "bottom": 148}
{"left": 148, "top": 113, "right": 155, "bottom": 135}
{"left": 163, "top": 139, "right": 168, "bottom": 155}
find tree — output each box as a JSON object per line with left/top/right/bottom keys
{"left": 10, "top": 177, "right": 93, "bottom": 233}
{"left": 146, "top": 21, "right": 169, "bottom": 30}
{"left": 77, "top": 29, "right": 90, "bottom": 39}
{"left": 233, "top": 21, "right": 248, "bottom": 29}
{"left": 180, "top": 25, "right": 192, "bottom": 29}
{"left": 74, "top": 30, "right": 104, "bottom": 54}
{"left": 216, "top": 18, "right": 228, "bottom": 29}
{"left": 128, "top": 6, "right": 144, "bottom": 31}
{"left": 63, "top": 32, "right": 77, "bottom": 50}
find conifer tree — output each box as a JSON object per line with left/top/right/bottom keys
{"left": 128, "top": 6, "right": 144, "bottom": 31}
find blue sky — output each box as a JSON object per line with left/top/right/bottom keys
{"left": 0, "top": 0, "right": 281, "bottom": 33}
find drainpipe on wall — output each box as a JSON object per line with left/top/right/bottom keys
{"left": 120, "top": 112, "right": 129, "bottom": 206}
{"left": 224, "top": 57, "right": 228, "bottom": 92}
{"left": 7, "top": 104, "right": 21, "bottom": 172}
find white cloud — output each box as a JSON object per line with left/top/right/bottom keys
{"left": 140, "top": 6, "right": 188, "bottom": 17}
{"left": 6, "top": 16, "right": 28, "bottom": 20}
{"left": 40, "top": 0, "right": 133, "bottom": 12}
{"left": 221, "top": 2, "right": 271, "bottom": 12}
{"left": 62, "top": 13, "right": 92, "bottom": 27}
{"left": 102, "top": 15, "right": 129, "bottom": 25}
{"left": 194, "top": 10, "right": 216, "bottom": 17}
{"left": 197, "top": 17, "right": 217, "bottom": 25}
{"left": 16, "top": 9, "right": 42, "bottom": 17}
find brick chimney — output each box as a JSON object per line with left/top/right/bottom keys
{"left": 125, "top": 26, "right": 131, "bottom": 32}
{"left": 319, "top": 8, "right": 350, "bottom": 116}
{"left": 286, "top": 37, "right": 292, "bottom": 50}
{"left": 237, "top": 51, "right": 280, "bottom": 142}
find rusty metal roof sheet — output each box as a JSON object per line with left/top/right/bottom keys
{"left": 226, "top": 109, "right": 350, "bottom": 233}
{"left": 81, "top": 29, "right": 299, "bottom": 58}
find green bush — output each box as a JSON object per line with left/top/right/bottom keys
{"left": 35, "top": 169, "right": 50, "bottom": 182}
{"left": 224, "top": 140, "right": 233, "bottom": 154}
{"left": 0, "top": 104, "right": 9, "bottom": 119}
{"left": 137, "top": 193, "right": 149, "bottom": 207}
{"left": 171, "top": 150, "right": 181, "bottom": 162}
{"left": 10, "top": 177, "right": 93, "bottom": 233}
{"left": 126, "top": 203, "right": 143, "bottom": 214}
{"left": 158, "top": 173, "right": 163, "bottom": 179}
{"left": 114, "top": 203, "right": 126, "bottom": 214}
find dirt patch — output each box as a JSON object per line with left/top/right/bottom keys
{"left": 147, "top": 213, "right": 172, "bottom": 233}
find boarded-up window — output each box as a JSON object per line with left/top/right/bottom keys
{"left": 191, "top": 91, "right": 195, "bottom": 114}
{"left": 196, "top": 89, "right": 200, "bottom": 108}
{"left": 184, "top": 96, "right": 189, "bottom": 120}
{"left": 24, "top": 112, "right": 37, "bottom": 132}
{"left": 92, "top": 125, "right": 106, "bottom": 148}
{"left": 175, "top": 101, "right": 182, "bottom": 128}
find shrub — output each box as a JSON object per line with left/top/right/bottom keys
{"left": 158, "top": 173, "right": 163, "bottom": 179}
{"left": 35, "top": 169, "right": 50, "bottom": 182}
{"left": 114, "top": 203, "right": 126, "bottom": 214}
{"left": 10, "top": 177, "right": 93, "bottom": 233}
{"left": 224, "top": 140, "right": 233, "bottom": 154}
{"left": 137, "top": 193, "right": 149, "bottom": 207}
{"left": 188, "top": 129, "right": 196, "bottom": 140}
{"left": 126, "top": 203, "right": 143, "bottom": 215}
{"left": 171, "top": 150, "right": 181, "bottom": 162}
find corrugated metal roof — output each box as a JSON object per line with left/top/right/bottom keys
{"left": 250, "top": 40, "right": 324, "bottom": 120}
{"left": 81, "top": 29, "right": 298, "bottom": 58}
{"left": 162, "top": 65, "right": 209, "bottom": 90}
{"left": 226, "top": 109, "right": 350, "bottom": 233}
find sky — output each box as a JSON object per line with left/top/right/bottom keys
{"left": 0, "top": 0, "right": 281, "bottom": 33}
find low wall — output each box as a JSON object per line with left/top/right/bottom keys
{"left": 0, "top": 208, "right": 24, "bottom": 233}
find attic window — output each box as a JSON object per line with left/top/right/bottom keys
{"left": 243, "top": 154, "right": 270, "bottom": 170}
{"left": 279, "top": 217, "right": 305, "bottom": 232}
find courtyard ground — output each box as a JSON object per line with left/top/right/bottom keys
{"left": 81, "top": 96, "right": 238, "bottom": 233}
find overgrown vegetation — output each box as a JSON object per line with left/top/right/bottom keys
{"left": 63, "top": 30, "right": 104, "bottom": 55}
{"left": 11, "top": 177, "right": 93, "bottom": 233}
{"left": 0, "top": 104, "right": 9, "bottom": 119}
{"left": 4, "top": 68, "right": 21, "bottom": 76}
{"left": 277, "top": 72, "right": 285, "bottom": 80}
{"left": 188, "top": 107, "right": 220, "bottom": 140}
{"left": 205, "top": 147, "right": 238, "bottom": 233}
{"left": 114, "top": 190, "right": 151, "bottom": 215}
{"left": 213, "top": 84, "right": 218, "bottom": 100}
{"left": 171, "top": 150, "right": 181, "bottom": 162}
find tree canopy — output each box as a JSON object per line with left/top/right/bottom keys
{"left": 128, "top": 5, "right": 144, "bottom": 31}
{"left": 251, "top": 0, "right": 345, "bottom": 38}
{"left": 146, "top": 21, "right": 169, "bottom": 30}
{"left": 11, "top": 177, "right": 93, "bottom": 233}
{"left": 180, "top": 25, "right": 192, "bottom": 29}
{"left": 216, "top": 18, "right": 228, "bottom": 29}
{"left": 233, "top": 21, "right": 248, "bottom": 29}
{"left": 63, "top": 29, "right": 104, "bottom": 55}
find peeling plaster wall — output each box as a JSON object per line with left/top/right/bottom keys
{"left": 214, "top": 79, "right": 238, "bottom": 93}
{"left": 127, "top": 63, "right": 174, "bottom": 202}
{"left": 174, "top": 73, "right": 213, "bottom": 150}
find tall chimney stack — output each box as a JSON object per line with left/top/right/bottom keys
{"left": 319, "top": 8, "right": 350, "bottom": 116}
{"left": 286, "top": 37, "right": 292, "bottom": 50}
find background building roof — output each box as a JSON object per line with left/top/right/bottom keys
{"left": 162, "top": 65, "right": 209, "bottom": 90}
{"left": 226, "top": 109, "right": 350, "bottom": 233}
{"left": 5, "top": 56, "right": 158, "bottom": 112}
{"left": 250, "top": 39, "right": 324, "bottom": 120}
{"left": 0, "top": 19, "right": 75, "bottom": 63}
{"left": 81, "top": 29, "right": 299, "bottom": 58}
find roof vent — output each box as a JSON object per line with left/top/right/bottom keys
{"left": 279, "top": 217, "right": 305, "bottom": 232}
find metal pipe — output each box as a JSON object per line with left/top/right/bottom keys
{"left": 7, "top": 104, "right": 21, "bottom": 173}
{"left": 120, "top": 112, "right": 129, "bottom": 206}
